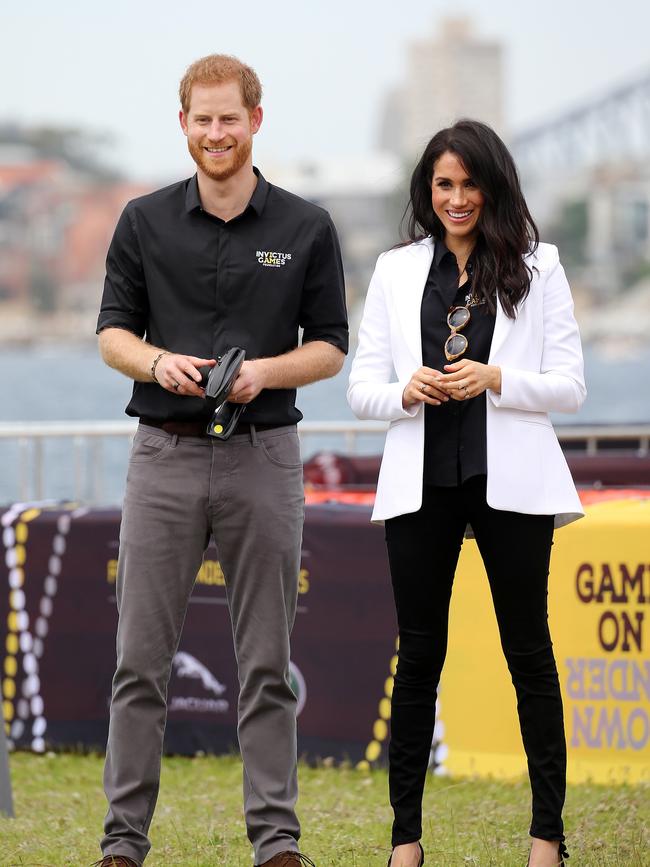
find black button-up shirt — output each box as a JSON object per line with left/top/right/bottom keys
{"left": 421, "top": 241, "right": 495, "bottom": 486}
{"left": 97, "top": 169, "right": 348, "bottom": 425}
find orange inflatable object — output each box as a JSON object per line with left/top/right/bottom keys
{"left": 304, "top": 486, "right": 650, "bottom": 508}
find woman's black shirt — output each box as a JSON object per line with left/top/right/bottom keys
{"left": 420, "top": 241, "right": 496, "bottom": 486}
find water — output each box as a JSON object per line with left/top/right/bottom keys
{"left": 1, "top": 345, "right": 649, "bottom": 504}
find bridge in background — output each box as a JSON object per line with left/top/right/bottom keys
{"left": 511, "top": 69, "right": 650, "bottom": 179}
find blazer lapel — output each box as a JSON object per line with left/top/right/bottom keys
{"left": 490, "top": 250, "right": 542, "bottom": 360}
{"left": 394, "top": 238, "right": 434, "bottom": 366}
{"left": 392, "top": 238, "right": 519, "bottom": 364}
{"left": 488, "top": 287, "right": 518, "bottom": 362}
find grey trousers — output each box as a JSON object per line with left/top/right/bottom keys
{"left": 102, "top": 423, "right": 305, "bottom": 865}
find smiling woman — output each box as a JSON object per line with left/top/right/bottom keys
{"left": 348, "top": 119, "right": 584, "bottom": 867}
{"left": 431, "top": 152, "right": 485, "bottom": 245}
{"left": 405, "top": 119, "right": 539, "bottom": 320}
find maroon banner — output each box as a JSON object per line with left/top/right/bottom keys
{"left": 1, "top": 503, "right": 396, "bottom": 764}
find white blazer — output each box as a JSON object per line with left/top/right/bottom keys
{"left": 347, "top": 238, "right": 586, "bottom": 529}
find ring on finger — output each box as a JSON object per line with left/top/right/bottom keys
{"left": 464, "top": 386, "right": 470, "bottom": 398}
{"left": 172, "top": 381, "right": 180, "bottom": 391}
{"left": 420, "top": 383, "right": 428, "bottom": 393}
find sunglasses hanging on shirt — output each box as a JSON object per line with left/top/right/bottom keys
{"left": 444, "top": 262, "right": 485, "bottom": 362}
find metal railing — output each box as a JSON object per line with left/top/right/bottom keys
{"left": 0, "top": 419, "right": 388, "bottom": 503}
{"left": 0, "top": 420, "right": 649, "bottom": 504}
{"left": 543, "top": 424, "right": 650, "bottom": 456}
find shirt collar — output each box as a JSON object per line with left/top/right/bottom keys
{"left": 432, "top": 237, "right": 453, "bottom": 267}
{"left": 248, "top": 167, "right": 269, "bottom": 215}
{"left": 432, "top": 236, "right": 477, "bottom": 273}
{"left": 185, "top": 174, "right": 201, "bottom": 213}
{"left": 184, "top": 167, "right": 270, "bottom": 216}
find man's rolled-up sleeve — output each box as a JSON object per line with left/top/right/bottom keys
{"left": 96, "top": 205, "right": 148, "bottom": 337}
{"left": 299, "top": 216, "right": 348, "bottom": 354}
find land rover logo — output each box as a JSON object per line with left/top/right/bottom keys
{"left": 289, "top": 660, "right": 306, "bottom": 716}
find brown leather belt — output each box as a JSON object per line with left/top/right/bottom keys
{"left": 140, "top": 417, "right": 279, "bottom": 437}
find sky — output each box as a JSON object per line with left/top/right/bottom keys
{"left": 4, "top": 0, "right": 650, "bottom": 183}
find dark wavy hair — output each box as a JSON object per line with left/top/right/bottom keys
{"left": 402, "top": 119, "right": 539, "bottom": 318}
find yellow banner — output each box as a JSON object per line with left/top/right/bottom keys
{"left": 439, "top": 498, "right": 650, "bottom": 784}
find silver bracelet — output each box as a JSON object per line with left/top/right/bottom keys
{"left": 150, "top": 351, "right": 169, "bottom": 383}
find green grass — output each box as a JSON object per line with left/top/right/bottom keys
{"left": 0, "top": 753, "right": 648, "bottom": 866}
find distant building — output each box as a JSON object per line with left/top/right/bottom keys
{"left": 60, "top": 181, "right": 151, "bottom": 311}
{"left": 539, "top": 158, "right": 650, "bottom": 310}
{"left": 380, "top": 17, "right": 505, "bottom": 159}
{"left": 0, "top": 146, "right": 69, "bottom": 308}
{"left": 267, "top": 153, "right": 403, "bottom": 303}
{"left": 0, "top": 143, "right": 150, "bottom": 316}
{"left": 585, "top": 162, "right": 650, "bottom": 296}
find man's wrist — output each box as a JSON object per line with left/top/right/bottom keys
{"left": 151, "top": 351, "right": 169, "bottom": 383}
{"left": 252, "top": 357, "right": 273, "bottom": 389}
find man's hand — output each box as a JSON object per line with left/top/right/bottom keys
{"left": 228, "top": 359, "right": 271, "bottom": 403}
{"left": 155, "top": 353, "right": 216, "bottom": 397}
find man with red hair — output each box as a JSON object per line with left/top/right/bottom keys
{"left": 94, "top": 54, "right": 347, "bottom": 867}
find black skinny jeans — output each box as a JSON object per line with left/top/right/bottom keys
{"left": 385, "top": 475, "right": 566, "bottom": 847}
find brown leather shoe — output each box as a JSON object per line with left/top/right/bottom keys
{"left": 257, "top": 852, "right": 315, "bottom": 866}
{"left": 91, "top": 857, "right": 139, "bottom": 866}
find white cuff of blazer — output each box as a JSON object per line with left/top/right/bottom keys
{"left": 487, "top": 366, "right": 583, "bottom": 414}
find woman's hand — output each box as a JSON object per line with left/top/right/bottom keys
{"left": 437, "top": 359, "right": 502, "bottom": 401}
{"left": 402, "top": 366, "right": 450, "bottom": 409}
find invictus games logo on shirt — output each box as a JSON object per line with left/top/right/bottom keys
{"left": 256, "top": 250, "right": 292, "bottom": 268}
